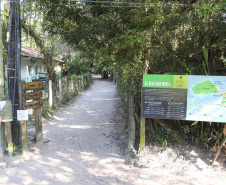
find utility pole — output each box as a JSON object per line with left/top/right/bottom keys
{"left": 7, "top": 0, "right": 22, "bottom": 145}
{"left": 0, "top": 1, "right": 4, "bottom": 100}
{"left": 0, "top": 0, "right": 6, "bottom": 153}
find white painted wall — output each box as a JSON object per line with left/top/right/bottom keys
{"left": 21, "top": 57, "right": 62, "bottom": 82}
{"left": 21, "top": 57, "right": 46, "bottom": 82}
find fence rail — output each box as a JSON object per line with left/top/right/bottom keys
{"left": 42, "top": 75, "right": 90, "bottom": 108}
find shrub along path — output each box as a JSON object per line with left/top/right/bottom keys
{"left": 0, "top": 75, "right": 226, "bottom": 185}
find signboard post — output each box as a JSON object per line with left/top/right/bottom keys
{"left": 0, "top": 106, "right": 5, "bottom": 153}
{"left": 17, "top": 110, "right": 28, "bottom": 150}
{"left": 22, "top": 81, "right": 43, "bottom": 144}
{"left": 141, "top": 74, "right": 226, "bottom": 161}
{"left": 0, "top": 100, "right": 13, "bottom": 154}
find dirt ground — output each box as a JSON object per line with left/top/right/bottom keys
{"left": 0, "top": 75, "right": 226, "bottom": 185}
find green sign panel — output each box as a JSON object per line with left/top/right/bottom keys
{"left": 143, "top": 74, "right": 188, "bottom": 89}
{"left": 142, "top": 75, "right": 226, "bottom": 123}
{"left": 0, "top": 100, "right": 13, "bottom": 122}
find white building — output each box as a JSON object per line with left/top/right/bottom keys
{"left": 21, "top": 46, "right": 63, "bottom": 82}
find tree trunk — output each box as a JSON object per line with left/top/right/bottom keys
{"left": 21, "top": 20, "right": 55, "bottom": 82}
{"left": 0, "top": 1, "right": 4, "bottom": 100}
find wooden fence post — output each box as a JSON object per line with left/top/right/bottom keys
{"left": 65, "top": 78, "right": 68, "bottom": 96}
{"left": 21, "top": 120, "right": 28, "bottom": 150}
{"left": 140, "top": 62, "right": 148, "bottom": 155}
{"left": 71, "top": 79, "right": 74, "bottom": 95}
{"left": 49, "top": 80, "right": 53, "bottom": 107}
{"left": 128, "top": 95, "right": 135, "bottom": 151}
{"left": 35, "top": 107, "right": 43, "bottom": 143}
{"left": 0, "top": 121, "right": 5, "bottom": 153}
{"left": 113, "top": 72, "right": 116, "bottom": 83}
{"left": 75, "top": 79, "right": 77, "bottom": 93}
{"left": 140, "top": 117, "right": 145, "bottom": 155}
{"left": 76, "top": 78, "right": 79, "bottom": 93}
{"left": 81, "top": 75, "right": 84, "bottom": 89}
{"left": 5, "top": 122, "right": 13, "bottom": 154}
{"left": 78, "top": 79, "right": 81, "bottom": 91}
{"left": 59, "top": 79, "right": 62, "bottom": 102}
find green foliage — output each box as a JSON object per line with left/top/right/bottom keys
{"left": 42, "top": 105, "right": 54, "bottom": 117}
{"left": 35, "top": 0, "right": 226, "bottom": 149}
{"left": 67, "top": 60, "right": 88, "bottom": 76}
{"left": 162, "top": 140, "right": 168, "bottom": 150}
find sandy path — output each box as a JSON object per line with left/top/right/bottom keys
{"left": 0, "top": 77, "right": 137, "bottom": 185}
{"left": 0, "top": 76, "right": 226, "bottom": 185}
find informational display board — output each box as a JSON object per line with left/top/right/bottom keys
{"left": 0, "top": 100, "right": 13, "bottom": 122}
{"left": 142, "top": 75, "right": 226, "bottom": 123}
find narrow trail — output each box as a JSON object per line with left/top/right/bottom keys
{"left": 0, "top": 76, "right": 141, "bottom": 185}
{"left": 1, "top": 76, "right": 226, "bottom": 185}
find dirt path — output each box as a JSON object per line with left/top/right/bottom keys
{"left": 0, "top": 76, "right": 226, "bottom": 185}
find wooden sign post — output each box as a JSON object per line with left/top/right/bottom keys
{"left": 0, "top": 107, "right": 1, "bottom": 131}
{"left": 0, "top": 100, "right": 13, "bottom": 154}
{"left": 22, "top": 81, "right": 44, "bottom": 144}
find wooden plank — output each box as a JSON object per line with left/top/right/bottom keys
{"left": 35, "top": 107, "right": 43, "bottom": 143}
{"left": 23, "top": 90, "right": 42, "bottom": 101}
{"left": 24, "top": 100, "right": 43, "bottom": 110}
{"left": 21, "top": 121, "right": 28, "bottom": 150}
{"left": 22, "top": 81, "right": 43, "bottom": 91}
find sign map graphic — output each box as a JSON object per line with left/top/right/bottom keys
{"left": 142, "top": 75, "right": 226, "bottom": 123}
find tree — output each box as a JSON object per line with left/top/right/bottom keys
{"left": 34, "top": 0, "right": 226, "bottom": 148}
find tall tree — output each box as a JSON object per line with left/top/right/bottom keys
{"left": 0, "top": 1, "right": 4, "bottom": 100}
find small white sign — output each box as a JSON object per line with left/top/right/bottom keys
{"left": 28, "top": 109, "right": 33, "bottom": 115}
{"left": 17, "top": 110, "right": 28, "bottom": 121}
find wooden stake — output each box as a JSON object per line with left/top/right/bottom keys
{"left": 35, "top": 107, "right": 43, "bottom": 143}
{"left": 140, "top": 117, "right": 145, "bottom": 155}
{"left": 59, "top": 79, "right": 62, "bottom": 102}
{"left": 65, "top": 78, "right": 68, "bottom": 96}
{"left": 21, "top": 120, "right": 28, "bottom": 150}
{"left": 49, "top": 80, "right": 53, "bottom": 106}
{"left": 71, "top": 79, "right": 74, "bottom": 95}
{"left": 82, "top": 75, "right": 84, "bottom": 89}
{"left": 139, "top": 63, "right": 148, "bottom": 155}
{"left": 5, "top": 122, "right": 13, "bottom": 153}
{"left": 128, "top": 97, "right": 135, "bottom": 150}
{"left": 128, "top": 78, "right": 135, "bottom": 151}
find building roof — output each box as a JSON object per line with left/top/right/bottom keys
{"left": 21, "top": 46, "right": 44, "bottom": 59}
{"left": 21, "top": 46, "right": 63, "bottom": 63}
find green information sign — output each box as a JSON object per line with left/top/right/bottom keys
{"left": 142, "top": 75, "right": 188, "bottom": 120}
{"left": 0, "top": 100, "right": 13, "bottom": 122}
{"left": 142, "top": 75, "right": 226, "bottom": 123}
